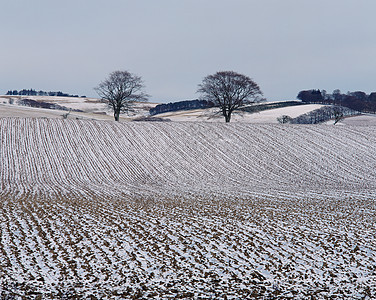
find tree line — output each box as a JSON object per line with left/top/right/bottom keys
{"left": 17, "top": 98, "right": 83, "bottom": 112}
{"left": 150, "top": 99, "right": 214, "bottom": 116}
{"left": 297, "top": 89, "right": 376, "bottom": 113}
{"left": 289, "top": 105, "right": 359, "bottom": 124}
{"left": 240, "top": 100, "right": 302, "bottom": 113}
{"left": 6, "top": 89, "right": 84, "bottom": 98}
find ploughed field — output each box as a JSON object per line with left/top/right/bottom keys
{"left": 0, "top": 118, "right": 375, "bottom": 299}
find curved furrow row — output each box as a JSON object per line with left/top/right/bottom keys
{"left": 2, "top": 119, "right": 376, "bottom": 196}
{"left": 256, "top": 125, "right": 375, "bottom": 189}
{"left": 296, "top": 126, "right": 376, "bottom": 185}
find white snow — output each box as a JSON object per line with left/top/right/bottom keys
{"left": 0, "top": 119, "right": 375, "bottom": 298}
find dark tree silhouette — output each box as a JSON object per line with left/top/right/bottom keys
{"left": 95, "top": 70, "right": 149, "bottom": 121}
{"left": 197, "top": 71, "right": 263, "bottom": 122}
{"left": 333, "top": 109, "right": 344, "bottom": 125}
{"left": 296, "top": 89, "right": 376, "bottom": 114}
{"left": 297, "top": 89, "right": 323, "bottom": 103}
{"left": 150, "top": 99, "right": 214, "bottom": 116}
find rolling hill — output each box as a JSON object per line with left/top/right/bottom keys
{"left": 2, "top": 94, "right": 376, "bottom": 125}
{"left": 0, "top": 95, "right": 156, "bottom": 121}
{"left": 0, "top": 118, "right": 375, "bottom": 298}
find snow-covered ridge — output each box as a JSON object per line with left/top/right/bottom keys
{"left": 0, "top": 95, "right": 157, "bottom": 121}
{"left": 0, "top": 118, "right": 375, "bottom": 298}
{"left": 2, "top": 95, "right": 376, "bottom": 125}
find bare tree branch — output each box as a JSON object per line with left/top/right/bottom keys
{"left": 197, "top": 71, "right": 263, "bottom": 122}
{"left": 95, "top": 70, "right": 149, "bottom": 121}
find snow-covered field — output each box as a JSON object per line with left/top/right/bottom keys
{"left": 0, "top": 95, "right": 327, "bottom": 124}
{"left": 339, "top": 114, "right": 376, "bottom": 126}
{"left": 0, "top": 118, "right": 376, "bottom": 299}
{"left": 2, "top": 94, "right": 376, "bottom": 125}
{"left": 148, "top": 104, "right": 326, "bottom": 123}
{"left": 0, "top": 96, "right": 156, "bottom": 121}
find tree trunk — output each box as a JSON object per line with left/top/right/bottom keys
{"left": 114, "top": 110, "right": 120, "bottom": 121}
{"left": 224, "top": 111, "right": 231, "bottom": 123}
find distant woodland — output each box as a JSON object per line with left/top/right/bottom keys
{"left": 150, "top": 99, "right": 214, "bottom": 115}
{"left": 297, "top": 89, "right": 376, "bottom": 113}
{"left": 6, "top": 89, "right": 84, "bottom": 98}
{"left": 289, "top": 105, "right": 359, "bottom": 124}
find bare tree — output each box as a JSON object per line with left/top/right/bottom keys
{"left": 333, "top": 109, "right": 344, "bottom": 125}
{"left": 197, "top": 71, "right": 263, "bottom": 122}
{"left": 95, "top": 70, "right": 149, "bottom": 121}
{"left": 62, "top": 108, "right": 72, "bottom": 119}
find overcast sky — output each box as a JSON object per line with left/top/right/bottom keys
{"left": 1, "top": 0, "right": 376, "bottom": 102}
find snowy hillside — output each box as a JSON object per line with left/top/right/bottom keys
{"left": 154, "top": 104, "right": 326, "bottom": 123}
{"left": 2, "top": 95, "right": 376, "bottom": 124}
{"left": 0, "top": 118, "right": 375, "bottom": 298}
{"left": 0, "top": 95, "right": 327, "bottom": 123}
{"left": 0, "top": 95, "right": 156, "bottom": 121}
